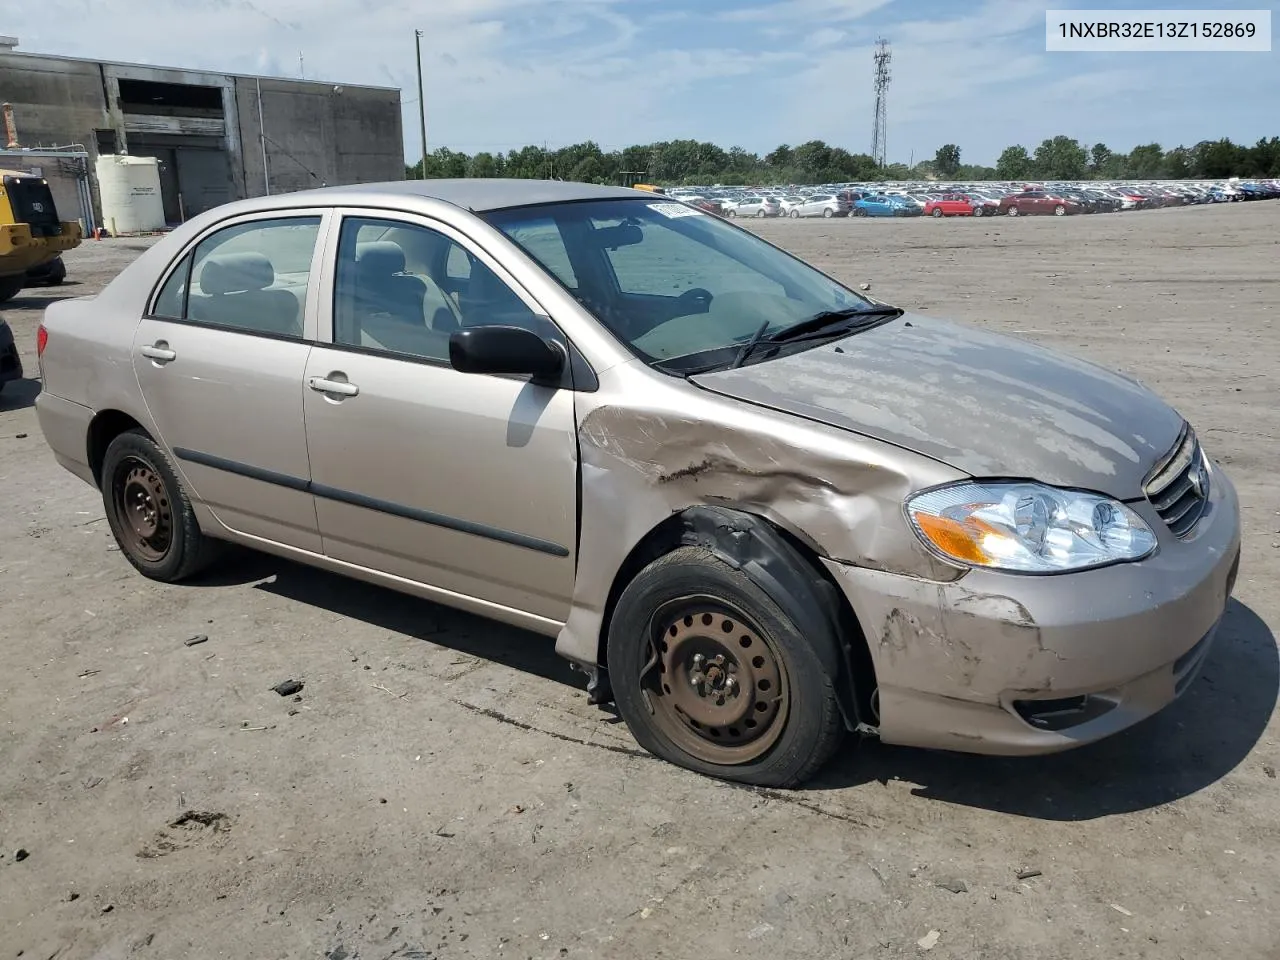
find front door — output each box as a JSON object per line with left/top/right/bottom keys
{"left": 302, "top": 212, "right": 579, "bottom": 622}
{"left": 132, "top": 212, "right": 327, "bottom": 551}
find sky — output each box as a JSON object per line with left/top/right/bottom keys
{"left": 6, "top": 0, "right": 1277, "bottom": 166}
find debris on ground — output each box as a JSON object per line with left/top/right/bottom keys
{"left": 746, "top": 922, "right": 774, "bottom": 940}
{"left": 184, "top": 634, "right": 209, "bottom": 647}
{"left": 1110, "top": 903, "right": 1133, "bottom": 917}
{"left": 1265, "top": 764, "right": 1276, "bottom": 779}
{"left": 935, "top": 878, "right": 967, "bottom": 894}
{"left": 14, "top": 848, "right": 30, "bottom": 862}
{"left": 170, "top": 811, "right": 229, "bottom": 830}
{"left": 917, "top": 929, "right": 941, "bottom": 950}
{"left": 1017, "top": 868, "right": 1043, "bottom": 880}
{"left": 271, "top": 679, "right": 304, "bottom": 697}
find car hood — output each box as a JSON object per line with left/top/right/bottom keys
{"left": 690, "top": 313, "right": 1184, "bottom": 500}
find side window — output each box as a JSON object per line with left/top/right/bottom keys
{"left": 151, "top": 254, "right": 191, "bottom": 319}
{"left": 185, "top": 217, "right": 321, "bottom": 338}
{"left": 332, "top": 217, "right": 551, "bottom": 363}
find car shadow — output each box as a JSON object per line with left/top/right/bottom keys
{"left": 190, "top": 551, "right": 1274, "bottom": 816}
{"left": 810, "top": 598, "right": 1277, "bottom": 819}
{"left": 6, "top": 291, "right": 82, "bottom": 308}
{"left": 190, "top": 549, "right": 585, "bottom": 691}
{"left": 0, "top": 377, "right": 41, "bottom": 410}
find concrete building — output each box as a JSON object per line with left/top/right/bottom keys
{"left": 0, "top": 38, "right": 404, "bottom": 228}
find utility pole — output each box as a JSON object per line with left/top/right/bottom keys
{"left": 414, "top": 30, "right": 428, "bottom": 178}
{"left": 871, "top": 38, "right": 892, "bottom": 168}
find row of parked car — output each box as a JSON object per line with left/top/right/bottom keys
{"left": 669, "top": 179, "right": 1280, "bottom": 219}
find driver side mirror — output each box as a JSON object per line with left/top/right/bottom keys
{"left": 449, "top": 325, "right": 564, "bottom": 380}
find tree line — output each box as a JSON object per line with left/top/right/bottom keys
{"left": 407, "top": 135, "right": 1280, "bottom": 184}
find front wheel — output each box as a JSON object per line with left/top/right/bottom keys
{"left": 1006, "top": 206, "right": 1019, "bottom": 217}
{"left": 101, "top": 429, "right": 220, "bottom": 582}
{"left": 727, "top": 209, "right": 737, "bottom": 217}
{"left": 1054, "top": 204, "right": 1066, "bottom": 216}
{"left": 931, "top": 207, "right": 943, "bottom": 218}
{"left": 607, "top": 546, "right": 844, "bottom": 787}
{"left": 823, "top": 207, "right": 834, "bottom": 218}
{"left": 790, "top": 209, "right": 799, "bottom": 218}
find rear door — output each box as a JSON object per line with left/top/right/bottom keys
{"left": 132, "top": 211, "right": 326, "bottom": 551}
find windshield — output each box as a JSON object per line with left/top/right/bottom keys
{"left": 484, "top": 198, "right": 874, "bottom": 371}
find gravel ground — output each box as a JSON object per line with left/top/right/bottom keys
{"left": 1, "top": 202, "right": 1277, "bottom": 960}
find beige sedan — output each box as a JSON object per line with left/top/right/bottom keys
{"left": 35, "top": 181, "right": 1240, "bottom": 787}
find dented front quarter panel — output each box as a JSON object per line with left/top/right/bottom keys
{"left": 554, "top": 358, "right": 968, "bottom": 668}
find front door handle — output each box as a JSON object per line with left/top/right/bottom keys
{"left": 308, "top": 376, "right": 359, "bottom": 397}
{"left": 140, "top": 343, "right": 177, "bottom": 362}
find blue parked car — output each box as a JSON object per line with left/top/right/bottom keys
{"left": 851, "top": 194, "right": 921, "bottom": 217}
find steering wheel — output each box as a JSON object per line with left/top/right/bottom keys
{"left": 677, "top": 287, "right": 714, "bottom": 312}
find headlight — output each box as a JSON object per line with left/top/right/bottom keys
{"left": 905, "top": 481, "right": 1157, "bottom": 573}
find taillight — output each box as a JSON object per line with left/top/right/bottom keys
{"left": 36, "top": 324, "right": 47, "bottom": 357}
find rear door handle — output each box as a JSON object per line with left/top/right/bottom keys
{"left": 309, "top": 377, "right": 359, "bottom": 397}
{"left": 140, "top": 344, "right": 177, "bottom": 362}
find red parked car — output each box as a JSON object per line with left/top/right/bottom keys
{"left": 922, "top": 193, "right": 980, "bottom": 218}
{"left": 997, "top": 190, "right": 1082, "bottom": 217}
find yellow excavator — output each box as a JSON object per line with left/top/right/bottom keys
{"left": 0, "top": 169, "right": 82, "bottom": 303}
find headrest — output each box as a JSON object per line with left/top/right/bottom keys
{"left": 199, "top": 252, "right": 275, "bottom": 295}
{"left": 356, "top": 241, "right": 406, "bottom": 276}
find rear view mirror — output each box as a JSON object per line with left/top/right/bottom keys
{"left": 449, "top": 325, "right": 564, "bottom": 380}
{"left": 593, "top": 222, "right": 643, "bottom": 250}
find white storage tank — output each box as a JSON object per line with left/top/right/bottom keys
{"left": 95, "top": 154, "right": 165, "bottom": 234}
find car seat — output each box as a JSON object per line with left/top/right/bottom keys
{"left": 191, "top": 252, "right": 301, "bottom": 336}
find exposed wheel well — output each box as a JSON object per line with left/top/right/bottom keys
{"left": 596, "top": 507, "right": 878, "bottom": 728}
{"left": 87, "top": 410, "right": 146, "bottom": 488}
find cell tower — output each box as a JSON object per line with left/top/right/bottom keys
{"left": 870, "top": 38, "right": 891, "bottom": 167}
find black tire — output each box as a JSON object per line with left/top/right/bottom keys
{"left": 972, "top": 205, "right": 984, "bottom": 217}
{"left": 823, "top": 207, "right": 834, "bottom": 218}
{"left": 1006, "top": 206, "right": 1019, "bottom": 217}
{"left": 607, "top": 546, "right": 844, "bottom": 787}
{"left": 1054, "top": 204, "right": 1066, "bottom": 216}
{"left": 101, "top": 428, "right": 220, "bottom": 582}
{"left": 0, "top": 274, "right": 23, "bottom": 303}
{"left": 931, "top": 207, "right": 943, "bottom": 217}
{"left": 45, "top": 258, "right": 67, "bottom": 285}
{"left": 790, "top": 209, "right": 799, "bottom": 218}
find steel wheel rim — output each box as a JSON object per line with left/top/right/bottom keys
{"left": 641, "top": 598, "right": 789, "bottom": 765}
{"left": 113, "top": 455, "right": 173, "bottom": 562}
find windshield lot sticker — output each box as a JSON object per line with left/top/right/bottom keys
{"left": 648, "top": 202, "right": 703, "bottom": 218}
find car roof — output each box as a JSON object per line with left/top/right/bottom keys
{"left": 251, "top": 178, "right": 646, "bottom": 213}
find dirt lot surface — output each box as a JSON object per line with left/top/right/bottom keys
{"left": 2, "top": 204, "right": 1278, "bottom": 960}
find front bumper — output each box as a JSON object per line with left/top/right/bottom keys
{"left": 824, "top": 467, "right": 1242, "bottom": 755}
{"left": 0, "top": 321, "right": 22, "bottom": 384}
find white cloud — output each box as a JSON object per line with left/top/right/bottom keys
{"left": 5, "top": 0, "right": 1277, "bottom": 165}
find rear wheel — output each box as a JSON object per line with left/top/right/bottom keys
{"left": 790, "top": 209, "right": 799, "bottom": 218}
{"left": 756, "top": 209, "right": 766, "bottom": 218}
{"left": 1054, "top": 204, "right": 1066, "bottom": 216}
{"left": 972, "top": 205, "right": 984, "bottom": 217}
{"left": 1007, "top": 206, "right": 1019, "bottom": 217}
{"left": 931, "top": 207, "right": 944, "bottom": 218}
{"left": 823, "top": 207, "right": 834, "bottom": 218}
{"left": 102, "top": 429, "right": 220, "bottom": 582}
{"left": 607, "top": 546, "right": 844, "bottom": 787}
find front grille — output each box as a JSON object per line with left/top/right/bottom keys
{"left": 1144, "top": 424, "right": 1209, "bottom": 538}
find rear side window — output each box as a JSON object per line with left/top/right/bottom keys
{"left": 152, "top": 255, "right": 191, "bottom": 319}
{"left": 152, "top": 216, "right": 321, "bottom": 339}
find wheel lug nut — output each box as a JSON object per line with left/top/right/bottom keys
{"left": 693, "top": 654, "right": 706, "bottom": 669}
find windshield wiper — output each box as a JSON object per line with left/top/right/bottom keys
{"left": 728, "top": 305, "right": 902, "bottom": 370}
